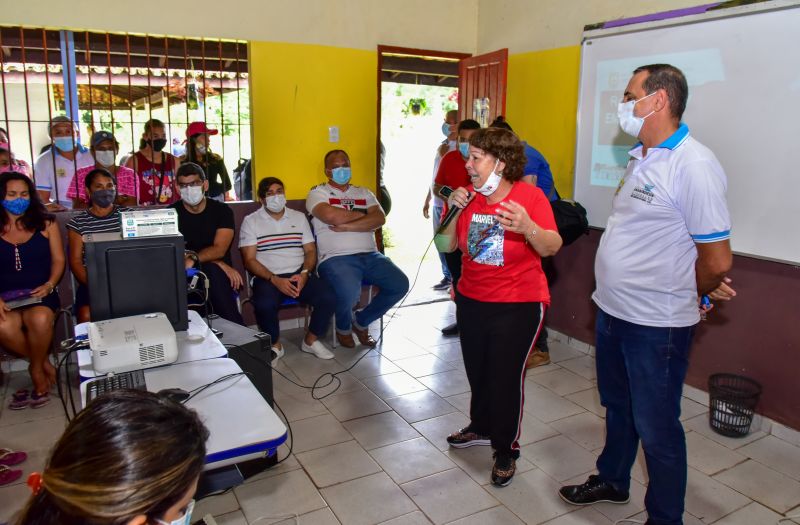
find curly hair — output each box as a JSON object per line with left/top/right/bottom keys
{"left": 468, "top": 127, "right": 526, "bottom": 182}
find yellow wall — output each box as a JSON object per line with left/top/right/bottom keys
{"left": 249, "top": 42, "right": 377, "bottom": 199}
{"left": 505, "top": 46, "right": 581, "bottom": 198}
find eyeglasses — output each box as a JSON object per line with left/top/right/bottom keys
{"left": 178, "top": 181, "right": 204, "bottom": 189}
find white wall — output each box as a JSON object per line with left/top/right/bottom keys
{"left": 2, "top": 0, "right": 479, "bottom": 53}
{"left": 476, "top": 0, "right": 702, "bottom": 53}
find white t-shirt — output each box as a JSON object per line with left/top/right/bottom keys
{"left": 238, "top": 207, "right": 314, "bottom": 276}
{"left": 593, "top": 125, "right": 731, "bottom": 328}
{"left": 306, "top": 183, "right": 380, "bottom": 264}
{"left": 33, "top": 148, "right": 94, "bottom": 209}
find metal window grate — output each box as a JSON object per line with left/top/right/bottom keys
{"left": 0, "top": 26, "right": 251, "bottom": 201}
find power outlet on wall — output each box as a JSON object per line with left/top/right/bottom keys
{"left": 328, "top": 126, "right": 339, "bottom": 142}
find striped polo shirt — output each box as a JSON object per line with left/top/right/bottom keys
{"left": 66, "top": 206, "right": 131, "bottom": 236}
{"left": 238, "top": 206, "right": 314, "bottom": 275}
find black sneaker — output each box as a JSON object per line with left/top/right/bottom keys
{"left": 432, "top": 278, "right": 452, "bottom": 291}
{"left": 446, "top": 427, "right": 490, "bottom": 448}
{"left": 491, "top": 453, "right": 516, "bottom": 487}
{"left": 559, "top": 475, "right": 630, "bottom": 505}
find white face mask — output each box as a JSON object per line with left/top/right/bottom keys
{"left": 617, "top": 92, "right": 656, "bottom": 138}
{"left": 474, "top": 159, "right": 502, "bottom": 196}
{"left": 182, "top": 185, "right": 205, "bottom": 206}
{"left": 196, "top": 143, "right": 207, "bottom": 155}
{"left": 265, "top": 194, "right": 286, "bottom": 213}
{"left": 155, "top": 500, "right": 194, "bottom": 525}
{"left": 94, "top": 150, "right": 116, "bottom": 167}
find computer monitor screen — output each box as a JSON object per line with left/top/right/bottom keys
{"left": 85, "top": 233, "right": 188, "bottom": 331}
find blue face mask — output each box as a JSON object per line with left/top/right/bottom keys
{"left": 442, "top": 122, "right": 452, "bottom": 136}
{"left": 155, "top": 500, "right": 194, "bottom": 525}
{"left": 458, "top": 142, "right": 470, "bottom": 158}
{"left": 53, "top": 136, "right": 76, "bottom": 152}
{"left": 331, "top": 166, "right": 352, "bottom": 185}
{"left": 3, "top": 197, "right": 31, "bottom": 215}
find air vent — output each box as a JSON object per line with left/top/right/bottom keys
{"left": 139, "top": 344, "right": 166, "bottom": 365}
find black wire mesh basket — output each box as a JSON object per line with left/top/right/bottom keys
{"left": 708, "top": 373, "right": 762, "bottom": 437}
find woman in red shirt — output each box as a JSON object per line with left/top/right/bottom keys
{"left": 125, "top": 119, "right": 180, "bottom": 205}
{"left": 435, "top": 127, "right": 562, "bottom": 487}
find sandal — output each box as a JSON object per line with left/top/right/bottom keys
{"left": 8, "top": 389, "right": 29, "bottom": 410}
{"left": 0, "top": 449, "right": 28, "bottom": 467}
{"left": 30, "top": 391, "right": 50, "bottom": 409}
{"left": 0, "top": 465, "right": 23, "bottom": 486}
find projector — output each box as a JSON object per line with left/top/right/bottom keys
{"left": 89, "top": 313, "right": 178, "bottom": 374}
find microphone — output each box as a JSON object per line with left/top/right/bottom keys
{"left": 436, "top": 191, "right": 471, "bottom": 234}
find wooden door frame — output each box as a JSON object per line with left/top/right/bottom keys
{"left": 375, "top": 46, "right": 471, "bottom": 249}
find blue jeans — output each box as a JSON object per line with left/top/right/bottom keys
{"left": 432, "top": 204, "right": 451, "bottom": 281}
{"left": 595, "top": 309, "right": 695, "bottom": 525}
{"left": 317, "top": 252, "right": 409, "bottom": 333}
{"left": 251, "top": 272, "right": 336, "bottom": 344}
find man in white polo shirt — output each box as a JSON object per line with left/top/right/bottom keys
{"left": 240, "top": 177, "right": 337, "bottom": 360}
{"left": 560, "top": 64, "right": 736, "bottom": 525}
{"left": 34, "top": 115, "right": 94, "bottom": 211}
{"left": 307, "top": 149, "right": 409, "bottom": 349}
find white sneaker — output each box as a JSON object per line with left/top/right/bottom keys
{"left": 301, "top": 339, "right": 334, "bottom": 360}
{"left": 271, "top": 344, "right": 285, "bottom": 366}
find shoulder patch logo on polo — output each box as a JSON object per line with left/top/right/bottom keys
{"left": 631, "top": 183, "right": 655, "bottom": 204}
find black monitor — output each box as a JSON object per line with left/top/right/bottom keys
{"left": 84, "top": 233, "right": 188, "bottom": 331}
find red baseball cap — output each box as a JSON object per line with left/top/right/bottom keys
{"left": 186, "top": 121, "right": 218, "bottom": 138}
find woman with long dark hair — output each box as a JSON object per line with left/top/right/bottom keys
{"left": 182, "top": 121, "right": 231, "bottom": 201}
{"left": 125, "top": 119, "right": 180, "bottom": 205}
{"left": 17, "top": 389, "right": 209, "bottom": 525}
{"left": 67, "top": 168, "right": 132, "bottom": 323}
{"left": 0, "top": 171, "right": 65, "bottom": 405}
{"left": 436, "top": 127, "right": 562, "bottom": 487}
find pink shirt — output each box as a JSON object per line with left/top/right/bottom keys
{"left": 67, "top": 165, "right": 138, "bottom": 203}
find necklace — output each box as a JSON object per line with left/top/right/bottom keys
{"left": 14, "top": 242, "right": 21, "bottom": 271}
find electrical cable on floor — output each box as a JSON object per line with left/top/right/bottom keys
{"left": 281, "top": 237, "right": 437, "bottom": 400}
{"left": 221, "top": 342, "right": 294, "bottom": 465}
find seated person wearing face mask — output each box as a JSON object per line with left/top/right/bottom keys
{"left": 170, "top": 162, "right": 244, "bottom": 325}
{"left": 239, "top": 177, "right": 337, "bottom": 360}
{"left": 306, "top": 150, "right": 409, "bottom": 349}
{"left": 67, "top": 130, "right": 138, "bottom": 209}
{"left": 66, "top": 168, "right": 133, "bottom": 323}
{"left": 34, "top": 115, "right": 94, "bottom": 211}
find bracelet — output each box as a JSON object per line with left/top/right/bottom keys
{"left": 525, "top": 228, "right": 537, "bottom": 242}
{"left": 300, "top": 269, "right": 310, "bottom": 275}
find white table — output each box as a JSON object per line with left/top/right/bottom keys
{"left": 80, "top": 357, "right": 287, "bottom": 470}
{"left": 76, "top": 310, "right": 228, "bottom": 379}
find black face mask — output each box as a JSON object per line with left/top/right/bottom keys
{"left": 147, "top": 138, "right": 168, "bottom": 152}
{"left": 90, "top": 189, "right": 116, "bottom": 208}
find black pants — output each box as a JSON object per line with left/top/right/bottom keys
{"left": 443, "top": 249, "right": 462, "bottom": 287}
{"left": 536, "top": 256, "right": 558, "bottom": 352}
{"left": 456, "top": 292, "right": 544, "bottom": 458}
{"left": 199, "top": 262, "right": 245, "bottom": 325}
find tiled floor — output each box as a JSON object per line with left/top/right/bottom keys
{"left": 2, "top": 301, "right": 800, "bottom": 525}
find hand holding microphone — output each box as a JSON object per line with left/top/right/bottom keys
{"left": 437, "top": 187, "right": 474, "bottom": 234}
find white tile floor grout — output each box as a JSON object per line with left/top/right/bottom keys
{"left": 1, "top": 301, "right": 799, "bottom": 525}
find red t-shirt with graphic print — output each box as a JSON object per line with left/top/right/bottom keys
{"left": 455, "top": 181, "right": 557, "bottom": 304}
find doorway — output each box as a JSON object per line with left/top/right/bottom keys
{"left": 377, "top": 46, "right": 470, "bottom": 306}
